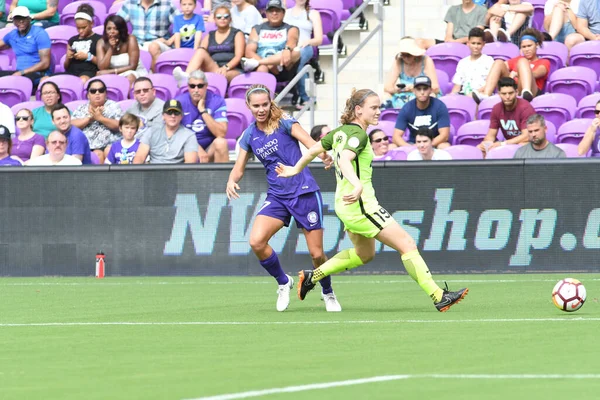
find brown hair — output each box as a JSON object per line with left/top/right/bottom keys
{"left": 16, "top": 108, "right": 34, "bottom": 119}
{"left": 245, "top": 84, "right": 284, "bottom": 135}
{"left": 119, "top": 113, "right": 140, "bottom": 129}
{"left": 340, "top": 88, "right": 378, "bottom": 125}
{"left": 519, "top": 28, "right": 544, "bottom": 48}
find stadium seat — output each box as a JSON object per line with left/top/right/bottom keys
{"left": 65, "top": 99, "right": 89, "bottom": 112}
{"left": 11, "top": 101, "right": 44, "bottom": 115}
{"left": 155, "top": 48, "right": 196, "bottom": 75}
{"left": 528, "top": 0, "right": 546, "bottom": 31}
{"left": 131, "top": 73, "right": 178, "bottom": 101}
{"left": 547, "top": 66, "right": 597, "bottom": 103}
{"left": 556, "top": 143, "right": 590, "bottom": 158}
{"left": 0, "top": 76, "right": 33, "bottom": 108}
{"left": 205, "top": 72, "right": 228, "bottom": 98}
{"left": 45, "top": 26, "right": 78, "bottom": 71}
{"left": 311, "top": 0, "right": 343, "bottom": 46}
{"left": 379, "top": 108, "right": 400, "bottom": 123}
{"left": 108, "top": 2, "right": 122, "bottom": 14}
{"left": 366, "top": 120, "right": 396, "bottom": 138}
{"left": 35, "top": 75, "right": 84, "bottom": 103}
{"left": 227, "top": 72, "right": 277, "bottom": 100}
{"left": 576, "top": 93, "right": 600, "bottom": 119}
{"left": 117, "top": 99, "right": 136, "bottom": 112}
{"left": 86, "top": 75, "right": 130, "bottom": 102}
{"left": 376, "top": 148, "right": 408, "bottom": 161}
{"left": 482, "top": 42, "right": 520, "bottom": 61}
{"left": 536, "top": 41, "right": 568, "bottom": 73}
{"left": 60, "top": 1, "right": 107, "bottom": 27}
{"left": 568, "top": 41, "right": 600, "bottom": 76}
{"left": 531, "top": 93, "right": 577, "bottom": 132}
{"left": 556, "top": 118, "right": 594, "bottom": 145}
{"left": 477, "top": 95, "right": 501, "bottom": 120}
{"left": 92, "top": 25, "right": 104, "bottom": 35}
{"left": 90, "top": 151, "right": 101, "bottom": 164}
{"left": 454, "top": 120, "right": 490, "bottom": 146}
{"left": 485, "top": 144, "right": 521, "bottom": 159}
{"left": 440, "top": 94, "right": 477, "bottom": 134}
{"left": 436, "top": 69, "right": 453, "bottom": 95}
{"left": 225, "top": 98, "right": 253, "bottom": 150}
{"left": 426, "top": 43, "right": 470, "bottom": 80}
{"left": 444, "top": 145, "right": 484, "bottom": 160}
{"left": 139, "top": 50, "right": 152, "bottom": 71}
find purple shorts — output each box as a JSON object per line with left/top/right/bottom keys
{"left": 257, "top": 191, "right": 323, "bottom": 231}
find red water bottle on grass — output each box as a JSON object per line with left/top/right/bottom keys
{"left": 95, "top": 252, "right": 105, "bottom": 278}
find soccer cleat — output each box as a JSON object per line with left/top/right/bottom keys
{"left": 322, "top": 291, "right": 342, "bottom": 312}
{"left": 434, "top": 282, "right": 468, "bottom": 312}
{"left": 172, "top": 66, "right": 189, "bottom": 87}
{"left": 241, "top": 57, "right": 259, "bottom": 72}
{"left": 521, "top": 90, "right": 534, "bottom": 102}
{"left": 276, "top": 275, "right": 293, "bottom": 312}
{"left": 297, "top": 270, "right": 316, "bottom": 300}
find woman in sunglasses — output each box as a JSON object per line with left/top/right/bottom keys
{"left": 369, "top": 128, "right": 397, "bottom": 160}
{"left": 577, "top": 100, "right": 600, "bottom": 157}
{"left": 173, "top": 5, "right": 245, "bottom": 86}
{"left": 11, "top": 109, "right": 46, "bottom": 163}
{"left": 32, "top": 81, "right": 62, "bottom": 138}
{"left": 71, "top": 79, "right": 124, "bottom": 163}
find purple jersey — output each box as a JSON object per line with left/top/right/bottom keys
{"left": 106, "top": 139, "right": 140, "bottom": 164}
{"left": 176, "top": 91, "right": 228, "bottom": 150}
{"left": 0, "top": 156, "right": 23, "bottom": 166}
{"left": 239, "top": 115, "right": 319, "bottom": 198}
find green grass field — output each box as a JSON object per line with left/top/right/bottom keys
{"left": 1, "top": 274, "right": 599, "bottom": 400}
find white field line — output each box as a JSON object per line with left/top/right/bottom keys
{"left": 2, "top": 318, "right": 600, "bottom": 327}
{"left": 185, "top": 374, "right": 600, "bottom": 400}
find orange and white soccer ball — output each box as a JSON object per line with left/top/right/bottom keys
{"left": 552, "top": 278, "right": 586, "bottom": 312}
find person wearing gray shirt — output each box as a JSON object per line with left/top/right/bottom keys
{"left": 133, "top": 100, "right": 199, "bottom": 164}
{"left": 514, "top": 114, "right": 566, "bottom": 159}
{"left": 576, "top": 0, "right": 600, "bottom": 38}
{"left": 126, "top": 77, "right": 165, "bottom": 138}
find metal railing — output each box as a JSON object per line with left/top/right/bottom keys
{"left": 274, "top": 63, "right": 316, "bottom": 128}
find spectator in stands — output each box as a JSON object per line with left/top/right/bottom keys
{"left": 472, "top": 29, "right": 549, "bottom": 103}
{"left": 0, "top": 103, "right": 15, "bottom": 134}
{"left": 369, "top": 129, "right": 394, "bottom": 159}
{"left": 476, "top": 77, "right": 535, "bottom": 155}
{"left": 0, "top": 7, "right": 51, "bottom": 85}
{"left": 0, "top": 125, "right": 23, "bottom": 166}
{"left": 241, "top": 0, "right": 301, "bottom": 80}
{"left": 577, "top": 100, "right": 600, "bottom": 156}
{"left": 514, "top": 114, "right": 566, "bottom": 158}
{"left": 172, "top": 5, "right": 245, "bottom": 86}
{"left": 407, "top": 127, "right": 453, "bottom": 160}
{"left": 205, "top": 0, "right": 233, "bottom": 14}
{"left": 176, "top": 70, "right": 229, "bottom": 163}
{"left": 51, "top": 103, "right": 93, "bottom": 164}
{"left": 12, "top": 108, "right": 45, "bottom": 162}
{"left": 484, "top": 0, "right": 533, "bottom": 44}
{"left": 133, "top": 100, "right": 199, "bottom": 164}
{"left": 0, "top": 0, "right": 7, "bottom": 28}
{"left": 544, "top": 0, "right": 582, "bottom": 47}
{"left": 575, "top": 0, "right": 600, "bottom": 42}
{"left": 71, "top": 79, "right": 123, "bottom": 164}
{"left": 451, "top": 28, "right": 494, "bottom": 96}
{"left": 27, "top": 130, "right": 83, "bottom": 165}
{"left": 96, "top": 15, "right": 147, "bottom": 86}
{"left": 117, "top": 0, "right": 178, "bottom": 72}
{"left": 32, "top": 81, "right": 61, "bottom": 138}
{"left": 392, "top": 76, "right": 451, "bottom": 148}
{"left": 62, "top": 4, "right": 101, "bottom": 84}
{"left": 310, "top": 124, "right": 330, "bottom": 141}
{"left": 126, "top": 77, "right": 165, "bottom": 137}
{"left": 7, "top": 0, "right": 59, "bottom": 28}
{"left": 105, "top": 113, "right": 141, "bottom": 164}
{"left": 382, "top": 37, "right": 440, "bottom": 110}
{"left": 284, "top": 0, "right": 323, "bottom": 109}
{"left": 416, "top": 0, "right": 487, "bottom": 50}
{"left": 231, "top": 0, "right": 263, "bottom": 37}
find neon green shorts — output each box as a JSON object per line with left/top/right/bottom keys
{"left": 338, "top": 205, "right": 394, "bottom": 238}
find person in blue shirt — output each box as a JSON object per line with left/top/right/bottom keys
{"left": 0, "top": 6, "right": 51, "bottom": 86}
{"left": 50, "top": 103, "right": 93, "bottom": 165}
{"left": 392, "top": 75, "right": 451, "bottom": 148}
{"left": 226, "top": 84, "right": 341, "bottom": 313}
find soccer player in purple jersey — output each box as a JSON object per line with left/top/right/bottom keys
{"left": 226, "top": 84, "right": 341, "bottom": 312}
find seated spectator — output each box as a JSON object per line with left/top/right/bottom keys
{"left": 544, "top": 0, "right": 582, "bottom": 47}
{"left": 117, "top": 0, "right": 178, "bottom": 71}
{"left": 173, "top": 5, "right": 245, "bottom": 86}
{"left": 231, "top": 0, "right": 263, "bottom": 37}
{"left": 382, "top": 37, "right": 441, "bottom": 110}
{"left": 32, "top": 81, "right": 61, "bottom": 138}
{"left": 310, "top": 124, "right": 330, "bottom": 141}
{"left": 51, "top": 103, "right": 93, "bottom": 164}
{"left": 284, "top": 0, "right": 323, "bottom": 109}
{"left": 369, "top": 129, "right": 397, "bottom": 160}
{"left": 0, "top": 7, "right": 51, "bottom": 85}
{"left": 7, "top": 0, "right": 59, "bottom": 28}
{"left": 0, "top": 0, "right": 7, "bottom": 29}
{"left": 105, "top": 113, "right": 141, "bottom": 164}
{"left": 577, "top": 100, "right": 600, "bottom": 156}
{"left": 71, "top": 79, "right": 123, "bottom": 163}
{"left": 126, "top": 77, "right": 165, "bottom": 137}
{"left": 514, "top": 114, "right": 566, "bottom": 158}
{"left": 392, "top": 76, "right": 451, "bottom": 148}
{"left": 176, "top": 70, "right": 229, "bottom": 162}
{"left": 472, "top": 29, "right": 550, "bottom": 103}
{"left": 62, "top": 4, "right": 101, "bottom": 83}
{"left": 0, "top": 103, "right": 15, "bottom": 134}
{"left": 27, "top": 131, "right": 83, "bottom": 165}
{"left": 96, "top": 15, "right": 148, "bottom": 86}
{"left": 484, "top": 0, "right": 533, "bottom": 44}
{"left": 416, "top": 0, "right": 487, "bottom": 50}
{"left": 476, "top": 77, "right": 535, "bottom": 155}
{"left": 407, "top": 127, "right": 453, "bottom": 160}
{"left": 12, "top": 108, "right": 45, "bottom": 162}
{"left": 0, "top": 125, "right": 23, "bottom": 166}
{"left": 133, "top": 100, "right": 199, "bottom": 164}
{"left": 451, "top": 28, "right": 495, "bottom": 96}
{"left": 241, "top": 0, "right": 301, "bottom": 79}
{"left": 575, "top": 0, "right": 600, "bottom": 42}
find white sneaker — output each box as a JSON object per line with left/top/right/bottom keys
{"left": 471, "top": 91, "right": 488, "bottom": 105}
{"left": 276, "top": 275, "right": 293, "bottom": 312}
{"left": 241, "top": 57, "right": 259, "bottom": 72}
{"left": 172, "top": 66, "right": 189, "bottom": 87}
{"left": 322, "top": 291, "right": 342, "bottom": 312}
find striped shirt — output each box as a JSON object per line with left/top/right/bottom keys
{"left": 117, "top": 0, "right": 179, "bottom": 44}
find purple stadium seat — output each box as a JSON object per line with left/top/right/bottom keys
{"left": 482, "top": 42, "right": 520, "bottom": 62}
{"left": 11, "top": 101, "right": 44, "bottom": 115}
{"left": 426, "top": 43, "right": 470, "bottom": 80}
{"left": 36, "top": 75, "right": 84, "bottom": 103}
{"left": 227, "top": 72, "right": 277, "bottom": 99}
{"left": 311, "top": 0, "right": 342, "bottom": 46}
{"left": 225, "top": 98, "right": 253, "bottom": 149}
{"left": 556, "top": 143, "right": 590, "bottom": 158}
{"left": 568, "top": 41, "right": 600, "bottom": 84}
{"left": 0, "top": 26, "right": 15, "bottom": 69}
{"left": 531, "top": 93, "right": 576, "bottom": 132}
{"left": 547, "top": 66, "right": 597, "bottom": 103}
{"left": 90, "top": 151, "right": 101, "bottom": 164}
{"left": 528, "top": 0, "right": 546, "bottom": 31}
{"left": 205, "top": 72, "right": 228, "bottom": 98}
{"left": 340, "top": 0, "right": 354, "bottom": 21}
{"left": 485, "top": 143, "right": 521, "bottom": 159}
{"left": 576, "top": 93, "right": 600, "bottom": 119}
{"left": 436, "top": 69, "right": 453, "bottom": 95}
{"left": 139, "top": 50, "right": 152, "bottom": 71}
{"left": 477, "top": 95, "right": 501, "bottom": 120}
{"left": 536, "top": 41, "right": 568, "bottom": 73}
{"left": 65, "top": 99, "right": 89, "bottom": 112}
{"left": 117, "top": 99, "right": 136, "bottom": 112}
{"left": 45, "top": 26, "right": 78, "bottom": 70}
{"left": 130, "top": 73, "right": 178, "bottom": 101}
{"left": 440, "top": 94, "right": 477, "bottom": 134}
{"left": 155, "top": 48, "right": 196, "bottom": 75}
{"left": 444, "top": 145, "right": 484, "bottom": 160}
{"left": 543, "top": 120, "right": 557, "bottom": 143}
{"left": 454, "top": 120, "right": 490, "bottom": 146}
{"left": 108, "top": 2, "right": 122, "bottom": 14}
{"left": 379, "top": 108, "right": 400, "bottom": 123}
{"left": 92, "top": 25, "right": 104, "bottom": 35}
{"left": 366, "top": 120, "right": 396, "bottom": 137}
{"left": 0, "top": 76, "right": 33, "bottom": 107}
{"left": 556, "top": 118, "right": 594, "bottom": 144}
{"left": 375, "top": 148, "right": 408, "bottom": 161}
{"left": 61, "top": 1, "right": 108, "bottom": 27}
{"left": 86, "top": 75, "right": 130, "bottom": 102}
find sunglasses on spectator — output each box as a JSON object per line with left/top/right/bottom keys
{"left": 49, "top": 140, "right": 67, "bottom": 145}
{"left": 134, "top": 88, "right": 152, "bottom": 95}
{"left": 15, "top": 116, "right": 31, "bottom": 121}
{"left": 215, "top": 14, "right": 230, "bottom": 19}
{"left": 372, "top": 137, "right": 389, "bottom": 143}
{"left": 595, "top": 109, "right": 600, "bottom": 115}
{"left": 188, "top": 83, "right": 206, "bottom": 89}
{"left": 89, "top": 87, "right": 107, "bottom": 94}
{"left": 165, "top": 110, "right": 182, "bottom": 116}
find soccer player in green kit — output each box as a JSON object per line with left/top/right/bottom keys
{"left": 275, "top": 88, "right": 468, "bottom": 312}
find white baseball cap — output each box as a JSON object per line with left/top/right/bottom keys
{"left": 12, "top": 6, "right": 31, "bottom": 18}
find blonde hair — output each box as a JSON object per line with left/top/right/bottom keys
{"left": 340, "top": 88, "right": 378, "bottom": 125}
{"left": 245, "top": 84, "right": 284, "bottom": 135}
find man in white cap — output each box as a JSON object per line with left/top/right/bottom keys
{"left": 0, "top": 6, "right": 51, "bottom": 85}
